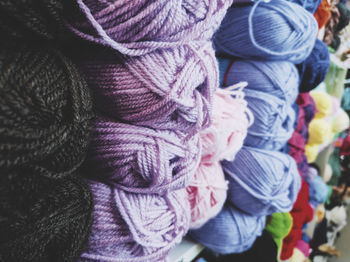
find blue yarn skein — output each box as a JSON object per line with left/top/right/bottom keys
{"left": 214, "top": 0, "right": 318, "bottom": 62}
{"left": 243, "top": 89, "right": 296, "bottom": 150}
{"left": 189, "top": 204, "right": 266, "bottom": 254}
{"left": 296, "top": 39, "right": 330, "bottom": 93}
{"left": 286, "top": 0, "right": 322, "bottom": 14}
{"left": 218, "top": 58, "right": 299, "bottom": 104}
{"left": 222, "top": 147, "right": 301, "bottom": 215}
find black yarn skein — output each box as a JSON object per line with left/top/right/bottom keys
{"left": 0, "top": 46, "right": 94, "bottom": 262}
{"left": 0, "top": 46, "right": 93, "bottom": 178}
{"left": 0, "top": 0, "right": 75, "bottom": 41}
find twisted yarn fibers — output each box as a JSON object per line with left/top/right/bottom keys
{"left": 296, "top": 39, "right": 330, "bottom": 93}
{"left": 68, "top": 0, "right": 233, "bottom": 56}
{"left": 80, "top": 182, "right": 190, "bottom": 262}
{"left": 80, "top": 43, "right": 218, "bottom": 135}
{"left": 85, "top": 118, "right": 201, "bottom": 194}
{"left": 214, "top": 0, "right": 318, "bottom": 62}
{"left": 243, "top": 89, "right": 296, "bottom": 150}
{"left": 0, "top": 46, "right": 93, "bottom": 177}
{"left": 0, "top": 46, "right": 94, "bottom": 261}
{"left": 219, "top": 58, "right": 299, "bottom": 104}
{"left": 286, "top": 0, "right": 322, "bottom": 14}
{"left": 200, "top": 83, "right": 254, "bottom": 163}
{"left": 186, "top": 162, "right": 228, "bottom": 229}
{"left": 222, "top": 147, "right": 301, "bottom": 215}
{"left": 189, "top": 204, "right": 266, "bottom": 254}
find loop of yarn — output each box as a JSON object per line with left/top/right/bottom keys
{"left": 214, "top": 0, "right": 318, "bottom": 62}
{"left": 200, "top": 83, "right": 254, "bottom": 163}
{"left": 0, "top": 46, "right": 93, "bottom": 177}
{"left": 68, "top": 0, "right": 233, "bottom": 56}
{"left": 296, "top": 39, "right": 330, "bottom": 93}
{"left": 189, "top": 204, "right": 266, "bottom": 254}
{"left": 222, "top": 146, "right": 301, "bottom": 215}
{"left": 186, "top": 162, "right": 228, "bottom": 229}
{"left": 219, "top": 58, "right": 299, "bottom": 104}
{"left": 80, "top": 182, "right": 190, "bottom": 262}
{"left": 0, "top": 46, "right": 94, "bottom": 261}
{"left": 243, "top": 89, "right": 296, "bottom": 150}
{"left": 80, "top": 43, "right": 218, "bottom": 135}
{"left": 85, "top": 118, "right": 201, "bottom": 194}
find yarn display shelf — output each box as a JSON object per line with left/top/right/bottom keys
{"left": 169, "top": 237, "right": 204, "bottom": 262}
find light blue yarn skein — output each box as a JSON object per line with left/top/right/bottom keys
{"left": 243, "top": 89, "right": 296, "bottom": 150}
{"left": 214, "top": 0, "right": 318, "bottom": 62}
{"left": 222, "top": 146, "right": 301, "bottom": 215}
{"left": 189, "top": 204, "right": 266, "bottom": 254}
{"left": 218, "top": 57, "right": 300, "bottom": 104}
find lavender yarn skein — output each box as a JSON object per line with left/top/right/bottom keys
{"left": 243, "top": 89, "right": 296, "bottom": 150}
{"left": 189, "top": 204, "right": 266, "bottom": 254}
{"left": 214, "top": 0, "right": 318, "bottom": 62}
{"left": 79, "top": 182, "right": 190, "bottom": 262}
{"left": 69, "top": 0, "right": 233, "bottom": 56}
{"left": 222, "top": 147, "right": 301, "bottom": 215}
{"left": 80, "top": 44, "right": 218, "bottom": 134}
{"left": 219, "top": 58, "right": 299, "bottom": 104}
{"left": 85, "top": 119, "right": 201, "bottom": 194}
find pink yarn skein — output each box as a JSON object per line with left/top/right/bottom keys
{"left": 187, "top": 84, "right": 253, "bottom": 229}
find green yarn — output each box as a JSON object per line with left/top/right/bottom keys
{"left": 265, "top": 212, "right": 293, "bottom": 253}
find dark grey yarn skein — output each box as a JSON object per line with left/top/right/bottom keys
{"left": 0, "top": 45, "right": 94, "bottom": 262}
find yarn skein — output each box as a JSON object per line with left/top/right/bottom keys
{"left": 80, "top": 43, "right": 218, "bottom": 135}
{"left": 79, "top": 182, "right": 190, "bottom": 262}
{"left": 85, "top": 118, "right": 201, "bottom": 194}
{"left": 296, "top": 39, "right": 330, "bottom": 93}
{"left": 68, "top": 0, "right": 233, "bottom": 56}
{"left": 308, "top": 118, "right": 332, "bottom": 145}
{"left": 286, "top": 0, "right": 322, "bottom": 14}
{"left": 311, "top": 91, "right": 332, "bottom": 119}
{"left": 314, "top": 0, "right": 331, "bottom": 29}
{"left": 219, "top": 58, "right": 299, "bottom": 104}
{"left": 222, "top": 147, "right": 301, "bottom": 215}
{"left": 243, "top": 89, "right": 296, "bottom": 150}
{"left": 265, "top": 212, "right": 293, "bottom": 252}
{"left": 0, "top": 46, "right": 94, "bottom": 262}
{"left": 0, "top": 46, "right": 94, "bottom": 177}
{"left": 214, "top": 0, "right": 318, "bottom": 62}
{"left": 189, "top": 204, "right": 266, "bottom": 254}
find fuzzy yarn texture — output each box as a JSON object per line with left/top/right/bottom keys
{"left": 219, "top": 58, "right": 299, "bottom": 104}
{"left": 314, "top": 0, "right": 331, "bottom": 29}
{"left": 265, "top": 212, "right": 293, "bottom": 253}
{"left": 296, "top": 39, "right": 330, "bottom": 93}
{"left": 79, "top": 43, "right": 218, "bottom": 135}
{"left": 311, "top": 91, "right": 332, "bottom": 119}
{"left": 305, "top": 144, "right": 319, "bottom": 163}
{"left": 214, "top": 0, "right": 318, "bottom": 62}
{"left": 332, "top": 108, "right": 350, "bottom": 133}
{"left": 68, "top": 0, "right": 233, "bottom": 56}
{"left": 0, "top": 0, "right": 72, "bottom": 40}
{"left": 187, "top": 85, "right": 252, "bottom": 229}
{"left": 79, "top": 181, "right": 190, "bottom": 262}
{"left": 222, "top": 147, "right": 301, "bottom": 215}
{"left": 308, "top": 118, "right": 332, "bottom": 145}
{"left": 189, "top": 204, "right": 266, "bottom": 254}
{"left": 85, "top": 118, "right": 201, "bottom": 194}
{"left": 243, "top": 88, "right": 296, "bottom": 150}
{"left": 286, "top": 0, "right": 322, "bottom": 13}
{"left": 0, "top": 46, "right": 94, "bottom": 261}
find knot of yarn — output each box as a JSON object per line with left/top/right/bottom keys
{"left": 80, "top": 43, "right": 218, "bottom": 135}
{"left": 214, "top": 0, "right": 318, "bottom": 62}
{"left": 80, "top": 182, "right": 190, "bottom": 262}
{"left": 189, "top": 204, "right": 266, "bottom": 254}
{"left": 85, "top": 119, "right": 201, "bottom": 194}
{"left": 219, "top": 58, "right": 299, "bottom": 104}
{"left": 222, "top": 147, "right": 301, "bottom": 215}
{"left": 68, "top": 0, "right": 233, "bottom": 56}
{"left": 0, "top": 46, "right": 93, "bottom": 177}
{"left": 243, "top": 89, "right": 296, "bottom": 150}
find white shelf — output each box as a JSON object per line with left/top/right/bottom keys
{"left": 169, "top": 238, "right": 204, "bottom": 262}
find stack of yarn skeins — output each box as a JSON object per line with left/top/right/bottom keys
{"left": 190, "top": 0, "right": 319, "bottom": 257}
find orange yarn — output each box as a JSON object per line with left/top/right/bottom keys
{"left": 314, "top": 0, "right": 331, "bottom": 29}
